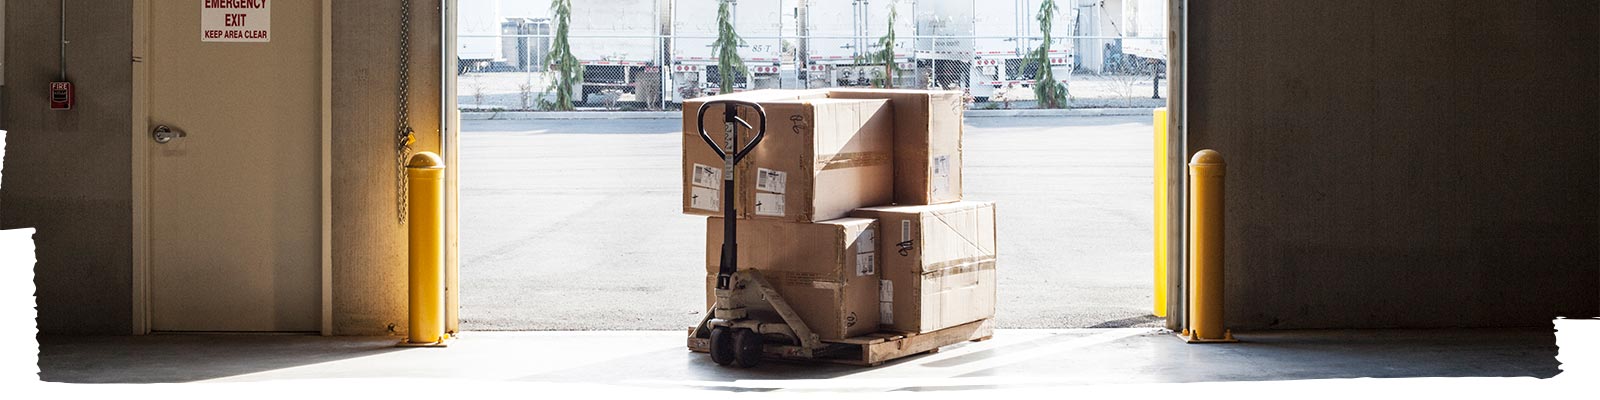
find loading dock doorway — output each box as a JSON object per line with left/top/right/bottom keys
{"left": 447, "top": 0, "right": 1188, "bottom": 332}
{"left": 136, "top": 0, "right": 326, "bottom": 332}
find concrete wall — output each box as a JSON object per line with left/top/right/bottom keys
{"left": 1188, "top": 0, "right": 1600, "bottom": 329}
{"left": 1, "top": 2, "right": 133, "bottom": 334}
{"left": 0, "top": 1, "right": 440, "bottom": 335}
{"left": 331, "top": 0, "right": 444, "bottom": 335}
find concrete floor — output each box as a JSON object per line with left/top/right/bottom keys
{"left": 37, "top": 328, "right": 1561, "bottom": 387}
{"left": 460, "top": 116, "right": 1158, "bottom": 330}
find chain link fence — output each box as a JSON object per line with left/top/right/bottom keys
{"left": 457, "top": 32, "right": 1167, "bottom": 112}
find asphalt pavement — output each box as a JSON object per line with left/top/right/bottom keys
{"left": 459, "top": 115, "right": 1158, "bottom": 330}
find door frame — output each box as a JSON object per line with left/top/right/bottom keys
{"left": 129, "top": 0, "right": 335, "bottom": 335}
{"left": 1164, "top": 0, "right": 1190, "bottom": 331}
{"left": 442, "top": 0, "right": 461, "bottom": 335}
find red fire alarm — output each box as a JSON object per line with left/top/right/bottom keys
{"left": 50, "top": 81, "right": 74, "bottom": 111}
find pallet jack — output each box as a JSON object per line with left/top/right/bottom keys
{"left": 685, "top": 100, "right": 997, "bottom": 368}
{"left": 686, "top": 100, "right": 829, "bottom": 368}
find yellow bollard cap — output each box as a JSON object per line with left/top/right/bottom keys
{"left": 407, "top": 151, "right": 444, "bottom": 169}
{"left": 1189, "top": 149, "right": 1224, "bottom": 176}
{"left": 1189, "top": 149, "right": 1225, "bottom": 166}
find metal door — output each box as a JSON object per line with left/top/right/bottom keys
{"left": 146, "top": 0, "right": 321, "bottom": 332}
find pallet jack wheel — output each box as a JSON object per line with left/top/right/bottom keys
{"left": 733, "top": 328, "right": 763, "bottom": 368}
{"left": 709, "top": 327, "right": 735, "bottom": 366}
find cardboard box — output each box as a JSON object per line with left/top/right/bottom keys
{"left": 681, "top": 90, "right": 828, "bottom": 218}
{"left": 705, "top": 217, "right": 881, "bottom": 340}
{"left": 828, "top": 88, "right": 965, "bottom": 205}
{"left": 850, "top": 201, "right": 996, "bottom": 333}
{"left": 742, "top": 98, "right": 894, "bottom": 222}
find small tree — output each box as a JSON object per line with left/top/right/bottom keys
{"left": 1103, "top": 55, "right": 1148, "bottom": 107}
{"left": 857, "top": 4, "right": 898, "bottom": 88}
{"left": 711, "top": 0, "right": 748, "bottom": 94}
{"left": 469, "top": 74, "right": 486, "bottom": 109}
{"left": 1030, "top": 0, "right": 1069, "bottom": 109}
{"left": 538, "top": 0, "right": 581, "bottom": 111}
{"left": 517, "top": 81, "right": 534, "bottom": 110}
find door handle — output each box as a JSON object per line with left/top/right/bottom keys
{"left": 152, "top": 125, "right": 187, "bottom": 144}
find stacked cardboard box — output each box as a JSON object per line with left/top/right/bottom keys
{"left": 704, "top": 217, "right": 881, "bottom": 339}
{"left": 828, "top": 88, "right": 966, "bottom": 205}
{"left": 682, "top": 90, "right": 894, "bottom": 221}
{"left": 685, "top": 88, "right": 997, "bottom": 339}
{"left": 851, "top": 201, "right": 996, "bottom": 333}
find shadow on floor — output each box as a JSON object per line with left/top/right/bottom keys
{"left": 1088, "top": 314, "right": 1165, "bottom": 328}
{"left": 38, "top": 334, "right": 405, "bottom": 383}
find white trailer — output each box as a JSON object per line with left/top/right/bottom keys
{"left": 914, "top": 0, "right": 975, "bottom": 90}
{"left": 569, "top": 0, "right": 665, "bottom": 106}
{"left": 914, "top": 0, "right": 1075, "bottom": 100}
{"left": 1119, "top": 0, "right": 1167, "bottom": 64}
{"left": 803, "top": 0, "right": 916, "bottom": 89}
{"left": 671, "top": 0, "right": 788, "bottom": 103}
{"left": 1068, "top": 0, "right": 1164, "bottom": 76}
{"left": 457, "top": 0, "right": 504, "bottom": 73}
{"left": 982, "top": 0, "right": 1075, "bottom": 100}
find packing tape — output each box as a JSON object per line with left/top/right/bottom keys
{"left": 923, "top": 256, "right": 999, "bottom": 275}
{"left": 816, "top": 151, "right": 892, "bottom": 171}
{"left": 921, "top": 260, "right": 996, "bottom": 291}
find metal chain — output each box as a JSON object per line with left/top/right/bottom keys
{"left": 395, "top": 0, "right": 415, "bottom": 225}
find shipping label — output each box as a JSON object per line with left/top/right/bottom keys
{"left": 931, "top": 155, "right": 951, "bottom": 196}
{"left": 857, "top": 228, "right": 876, "bottom": 254}
{"left": 880, "top": 280, "right": 894, "bottom": 325}
{"left": 691, "top": 163, "right": 722, "bottom": 189}
{"left": 690, "top": 187, "right": 719, "bottom": 211}
{"left": 755, "top": 168, "right": 787, "bottom": 193}
{"left": 856, "top": 252, "right": 876, "bottom": 276}
{"left": 754, "top": 193, "right": 786, "bottom": 216}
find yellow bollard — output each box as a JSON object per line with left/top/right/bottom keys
{"left": 1152, "top": 108, "right": 1168, "bottom": 317}
{"left": 400, "top": 152, "right": 448, "bottom": 347}
{"left": 1183, "top": 149, "right": 1236, "bottom": 343}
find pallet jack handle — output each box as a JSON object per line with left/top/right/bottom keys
{"left": 696, "top": 100, "right": 767, "bottom": 164}
{"left": 696, "top": 100, "right": 768, "bottom": 290}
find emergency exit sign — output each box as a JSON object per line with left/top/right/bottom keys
{"left": 201, "top": 0, "right": 270, "bottom": 42}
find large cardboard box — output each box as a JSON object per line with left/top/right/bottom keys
{"left": 681, "top": 90, "right": 827, "bottom": 217}
{"left": 828, "top": 88, "right": 965, "bottom": 205}
{"left": 742, "top": 98, "right": 894, "bottom": 222}
{"left": 850, "top": 201, "right": 996, "bottom": 333}
{"left": 705, "top": 217, "right": 881, "bottom": 340}
{"left": 683, "top": 92, "right": 895, "bottom": 223}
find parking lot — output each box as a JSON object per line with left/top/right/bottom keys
{"left": 460, "top": 115, "right": 1157, "bottom": 330}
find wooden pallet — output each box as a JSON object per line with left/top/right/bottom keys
{"left": 688, "top": 318, "right": 995, "bottom": 366}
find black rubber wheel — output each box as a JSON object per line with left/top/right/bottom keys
{"left": 733, "top": 328, "right": 763, "bottom": 368}
{"left": 709, "top": 327, "right": 735, "bottom": 366}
